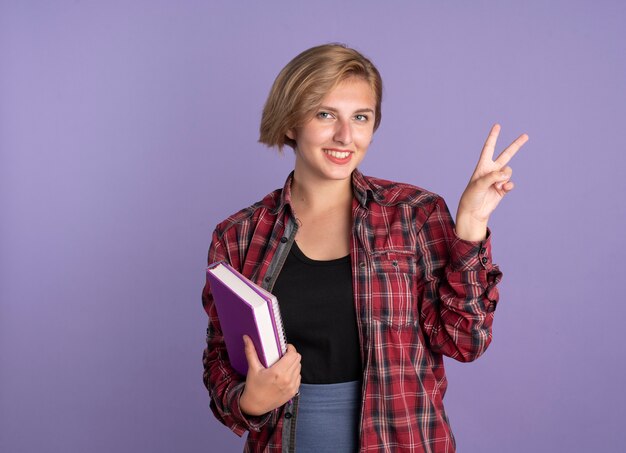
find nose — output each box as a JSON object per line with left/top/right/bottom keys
{"left": 333, "top": 119, "right": 353, "bottom": 145}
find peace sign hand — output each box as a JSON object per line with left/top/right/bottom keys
{"left": 455, "top": 124, "right": 529, "bottom": 242}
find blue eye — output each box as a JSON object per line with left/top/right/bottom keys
{"left": 317, "top": 111, "right": 333, "bottom": 119}
{"left": 355, "top": 114, "right": 368, "bottom": 122}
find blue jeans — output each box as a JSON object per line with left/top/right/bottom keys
{"left": 295, "top": 381, "right": 361, "bottom": 453}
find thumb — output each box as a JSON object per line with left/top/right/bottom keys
{"left": 243, "top": 335, "right": 263, "bottom": 372}
{"left": 478, "top": 169, "right": 510, "bottom": 189}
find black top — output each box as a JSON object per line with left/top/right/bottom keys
{"left": 272, "top": 242, "right": 361, "bottom": 384}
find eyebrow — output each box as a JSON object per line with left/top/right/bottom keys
{"left": 318, "top": 106, "right": 375, "bottom": 114}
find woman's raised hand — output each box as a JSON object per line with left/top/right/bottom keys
{"left": 239, "top": 335, "right": 302, "bottom": 416}
{"left": 455, "top": 124, "right": 529, "bottom": 241}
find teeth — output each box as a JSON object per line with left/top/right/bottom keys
{"left": 324, "top": 149, "right": 351, "bottom": 159}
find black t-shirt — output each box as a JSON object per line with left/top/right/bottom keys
{"left": 272, "top": 241, "right": 361, "bottom": 384}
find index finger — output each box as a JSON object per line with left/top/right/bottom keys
{"left": 273, "top": 344, "right": 301, "bottom": 369}
{"left": 494, "top": 133, "right": 529, "bottom": 167}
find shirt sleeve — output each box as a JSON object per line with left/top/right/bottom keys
{"left": 417, "top": 196, "right": 503, "bottom": 362}
{"left": 201, "top": 228, "right": 273, "bottom": 435}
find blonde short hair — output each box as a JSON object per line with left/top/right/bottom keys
{"left": 259, "top": 44, "right": 383, "bottom": 151}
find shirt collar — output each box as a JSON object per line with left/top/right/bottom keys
{"left": 351, "top": 168, "right": 372, "bottom": 208}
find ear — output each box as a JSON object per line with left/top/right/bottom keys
{"left": 286, "top": 129, "right": 296, "bottom": 141}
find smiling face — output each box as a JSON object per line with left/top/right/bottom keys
{"left": 287, "top": 77, "right": 376, "bottom": 185}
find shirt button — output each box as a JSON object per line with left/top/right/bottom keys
{"left": 359, "top": 262, "right": 366, "bottom": 268}
{"left": 280, "top": 236, "right": 288, "bottom": 243}
{"left": 481, "top": 257, "right": 488, "bottom": 265}
{"left": 284, "top": 412, "right": 293, "bottom": 419}
{"left": 480, "top": 247, "right": 487, "bottom": 255}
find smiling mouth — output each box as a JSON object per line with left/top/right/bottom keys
{"left": 323, "top": 149, "right": 352, "bottom": 159}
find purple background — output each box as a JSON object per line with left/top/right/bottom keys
{"left": 1, "top": 1, "right": 625, "bottom": 452}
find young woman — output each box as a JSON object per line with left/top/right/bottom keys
{"left": 202, "top": 44, "right": 528, "bottom": 453}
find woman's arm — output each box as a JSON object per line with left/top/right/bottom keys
{"left": 418, "top": 125, "right": 527, "bottom": 361}
{"left": 417, "top": 197, "right": 502, "bottom": 362}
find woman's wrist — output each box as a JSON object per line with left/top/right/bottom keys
{"left": 240, "top": 387, "right": 264, "bottom": 416}
{"left": 455, "top": 213, "right": 488, "bottom": 242}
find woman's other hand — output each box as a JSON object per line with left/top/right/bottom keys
{"left": 239, "top": 335, "right": 302, "bottom": 416}
{"left": 456, "top": 124, "right": 529, "bottom": 241}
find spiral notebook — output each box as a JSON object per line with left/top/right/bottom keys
{"left": 206, "top": 261, "right": 287, "bottom": 376}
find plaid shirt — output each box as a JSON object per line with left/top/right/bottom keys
{"left": 202, "top": 169, "right": 502, "bottom": 453}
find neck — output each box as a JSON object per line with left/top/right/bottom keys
{"left": 290, "top": 171, "right": 353, "bottom": 213}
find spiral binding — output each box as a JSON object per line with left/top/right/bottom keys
{"left": 272, "top": 301, "right": 288, "bottom": 354}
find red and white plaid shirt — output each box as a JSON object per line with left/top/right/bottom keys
{"left": 202, "top": 169, "right": 502, "bottom": 453}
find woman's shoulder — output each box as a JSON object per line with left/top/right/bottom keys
{"left": 359, "top": 173, "right": 444, "bottom": 209}
{"left": 213, "top": 187, "right": 284, "bottom": 237}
